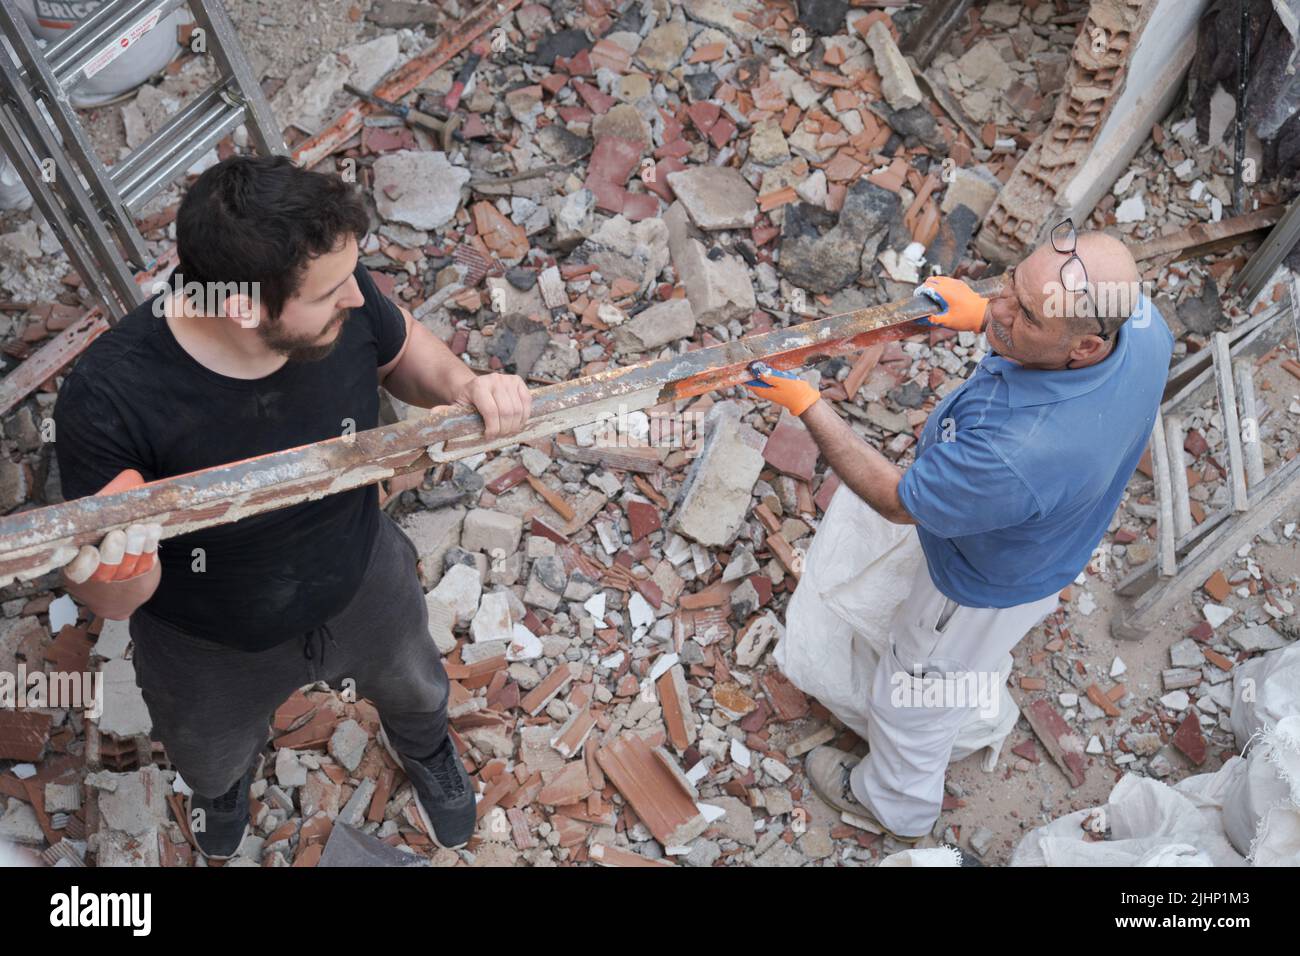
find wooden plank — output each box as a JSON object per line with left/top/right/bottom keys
{"left": 292, "top": 0, "right": 523, "bottom": 170}
{"left": 0, "top": 248, "right": 177, "bottom": 417}
{"left": 1234, "top": 198, "right": 1300, "bottom": 302}
{"left": 0, "top": 308, "right": 108, "bottom": 417}
{"left": 900, "top": 0, "right": 975, "bottom": 69}
{"left": 1148, "top": 410, "right": 1177, "bottom": 578}
{"left": 1211, "top": 332, "right": 1249, "bottom": 513}
{"left": 1233, "top": 359, "right": 1265, "bottom": 488}
{"left": 1131, "top": 206, "right": 1284, "bottom": 263}
{"left": 1163, "top": 413, "right": 1193, "bottom": 539}
{"left": 1113, "top": 453, "right": 1300, "bottom": 639}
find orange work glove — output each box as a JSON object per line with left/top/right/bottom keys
{"left": 743, "top": 362, "right": 820, "bottom": 416}
{"left": 61, "top": 469, "right": 163, "bottom": 584}
{"left": 915, "top": 276, "right": 989, "bottom": 332}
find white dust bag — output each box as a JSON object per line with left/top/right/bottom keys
{"left": 878, "top": 845, "right": 963, "bottom": 867}
{"left": 1011, "top": 771, "right": 1247, "bottom": 867}
{"left": 774, "top": 482, "right": 1019, "bottom": 771}
{"left": 1221, "top": 714, "right": 1300, "bottom": 865}
{"left": 1230, "top": 642, "right": 1300, "bottom": 751}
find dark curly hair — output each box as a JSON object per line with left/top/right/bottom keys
{"left": 172, "top": 155, "right": 369, "bottom": 319}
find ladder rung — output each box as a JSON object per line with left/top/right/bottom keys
{"left": 118, "top": 96, "right": 244, "bottom": 212}
{"left": 110, "top": 81, "right": 232, "bottom": 191}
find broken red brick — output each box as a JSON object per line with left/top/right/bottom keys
{"left": 573, "top": 79, "right": 615, "bottom": 114}
{"left": 1184, "top": 429, "right": 1210, "bottom": 458}
{"left": 760, "top": 671, "right": 809, "bottom": 722}
{"left": 520, "top": 663, "right": 577, "bottom": 716}
{"left": 688, "top": 100, "right": 720, "bottom": 133}
{"left": 596, "top": 732, "right": 706, "bottom": 846}
{"left": 537, "top": 761, "right": 594, "bottom": 806}
{"left": 762, "top": 415, "right": 820, "bottom": 481}
{"left": 1022, "top": 699, "right": 1086, "bottom": 788}
{"left": 1085, "top": 683, "right": 1121, "bottom": 718}
{"left": 1202, "top": 570, "right": 1231, "bottom": 603}
{"left": 625, "top": 498, "right": 661, "bottom": 542}
{"left": 1011, "top": 738, "right": 1039, "bottom": 763}
{"left": 1171, "top": 711, "right": 1207, "bottom": 766}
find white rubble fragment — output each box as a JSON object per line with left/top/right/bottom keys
{"left": 1115, "top": 194, "right": 1146, "bottom": 223}
{"left": 48, "top": 594, "right": 77, "bottom": 633}
{"left": 649, "top": 652, "right": 679, "bottom": 683}
{"left": 506, "top": 623, "right": 542, "bottom": 661}
{"left": 1160, "top": 690, "right": 1190, "bottom": 711}
{"left": 730, "top": 738, "right": 751, "bottom": 768}
{"left": 584, "top": 592, "right": 607, "bottom": 626}
{"left": 1203, "top": 603, "right": 1235, "bottom": 629}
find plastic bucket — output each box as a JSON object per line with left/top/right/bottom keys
{"left": 17, "top": 0, "right": 186, "bottom": 107}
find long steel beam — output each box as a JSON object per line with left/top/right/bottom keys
{"left": 0, "top": 278, "right": 1004, "bottom": 585}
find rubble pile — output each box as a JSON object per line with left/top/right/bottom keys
{"left": 1, "top": 0, "right": 1298, "bottom": 867}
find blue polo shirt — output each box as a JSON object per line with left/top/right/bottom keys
{"left": 897, "top": 299, "right": 1174, "bottom": 608}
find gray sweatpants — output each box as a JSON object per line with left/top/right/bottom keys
{"left": 128, "top": 511, "right": 449, "bottom": 799}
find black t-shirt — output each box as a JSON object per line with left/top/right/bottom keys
{"left": 53, "top": 263, "right": 409, "bottom": 651}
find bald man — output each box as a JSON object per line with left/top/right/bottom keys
{"left": 743, "top": 224, "right": 1173, "bottom": 843}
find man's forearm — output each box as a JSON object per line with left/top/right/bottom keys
{"left": 398, "top": 335, "right": 477, "bottom": 408}
{"left": 800, "top": 400, "right": 915, "bottom": 524}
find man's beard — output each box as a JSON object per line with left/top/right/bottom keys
{"left": 258, "top": 309, "right": 348, "bottom": 363}
{"left": 986, "top": 316, "right": 1012, "bottom": 355}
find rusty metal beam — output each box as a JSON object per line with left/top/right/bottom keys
{"left": 0, "top": 248, "right": 177, "bottom": 418}
{"left": 0, "top": 308, "right": 108, "bottom": 417}
{"left": 0, "top": 278, "right": 1005, "bottom": 585}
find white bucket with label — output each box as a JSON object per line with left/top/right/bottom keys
{"left": 17, "top": 0, "right": 187, "bottom": 108}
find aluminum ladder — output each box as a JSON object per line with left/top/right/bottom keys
{"left": 0, "top": 0, "right": 286, "bottom": 319}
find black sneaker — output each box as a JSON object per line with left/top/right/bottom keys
{"left": 187, "top": 761, "right": 255, "bottom": 861}
{"left": 380, "top": 726, "right": 476, "bottom": 849}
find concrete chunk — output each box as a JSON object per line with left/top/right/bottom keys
{"left": 462, "top": 509, "right": 524, "bottom": 557}
{"left": 373, "top": 151, "right": 469, "bottom": 230}
{"left": 430, "top": 563, "right": 482, "bottom": 628}
{"left": 401, "top": 507, "right": 465, "bottom": 589}
{"left": 671, "top": 402, "right": 765, "bottom": 547}
{"left": 665, "top": 202, "right": 756, "bottom": 324}
{"left": 613, "top": 297, "right": 697, "bottom": 353}
{"left": 666, "top": 167, "right": 758, "bottom": 230}
{"left": 471, "top": 590, "right": 514, "bottom": 644}
{"left": 864, "top": 21, "right": 922, "bottom": 110}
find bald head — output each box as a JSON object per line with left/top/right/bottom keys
{"left": 984, "top": 228, "right": 1141, "bottom": 370}
{"left": 1067, "top": 231, "right": 1141, "bottom": 335}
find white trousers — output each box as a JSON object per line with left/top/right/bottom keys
{"left": 847, "top": 530, "right": 1059, "bottom": 838}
